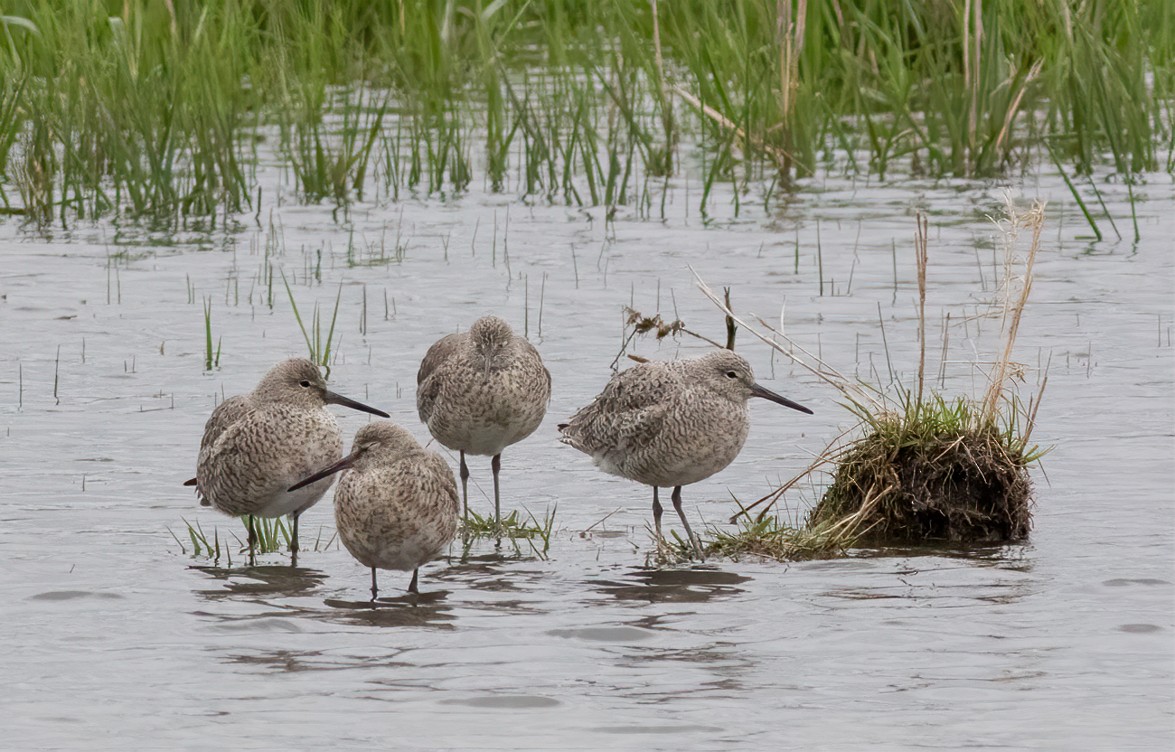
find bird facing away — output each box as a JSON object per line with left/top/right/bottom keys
{"left": 288, "top": 421, "right": 460, "bottom": 597}
{"left": 558, "top": 350, "right": 812, "bottom": 557}
{"left": 187, "top": 358, "right": 389, "bottom": 564}
{"left": 416, "top": 315, "right": 551, "bottom": 525}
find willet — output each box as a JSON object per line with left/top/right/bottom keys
{"left": 186, "top": 358, "right": 389, "bottom": 564}
{"left": 416, "top": 315, "right": 551, "bottom": 525}
{"left": 289, "top": 421, "right": 460, "bottom": 597}
{"left": 558, "top": 349, "right": 812, "bottom": 557}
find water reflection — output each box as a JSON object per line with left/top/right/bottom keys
{"left": 593, "top": 566, "right": 752, "bottom": 604}
{"left": 821, "top": 546, "right": 1038, "bottom": 606}
{"left": 190, "top": 564, "right": 456, "bottom": 630}
{"left": 320, "top": 591, "right": 456, "bottom": 630}
{"left": 192, "top": 564, "right": 328, "bottom": 601}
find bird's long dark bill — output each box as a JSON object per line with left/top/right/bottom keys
{"left": 324, "top": 390, "right": 390, "bottom": 418}
{"left": 750, "top": 382, "right": 813, "bottom": 414}
{"left": 288, "top": 454, "right": 356, "bottom": 492}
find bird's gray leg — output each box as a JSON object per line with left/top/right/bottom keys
{"left": 246, "top": 515, "right": 257, "bottom": 565}
{"left": 491, "top": 453, "right": 502, "bottom": 527}
{"left": 459, "top": 451, "right": 470, "bottom": 520}
{"left": 370, "top": 567, "right": 379, "bottom": 601}
{"left": 652, "top": 487, "right": 663, "bottom": 542}
{"left": 408, "top": 568, "right": 420, "bottom": 594}
{"left": 289, "top": 512, "right": 300, "bottom": 567}
{"left": 672, "top": 486, "right": 704, "bottom": 560}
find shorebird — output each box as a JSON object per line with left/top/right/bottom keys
{"left": 416, "top": 315, "right": 551, "bottom": 525}
{"left": 288, "top": 421, "right": 460, "bottom": 597}
{"left": 558, "top": 349, "right": 812, "bottom": 557}
{"left": 185, "top": 358, "right": 389, "bottom": 564}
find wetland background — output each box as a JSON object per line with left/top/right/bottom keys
{"left": 1, "top": 1, "right": 1173, "bottom": 748}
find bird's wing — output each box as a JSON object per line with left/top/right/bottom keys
{"left": 200, "top": 395, "right": 253, "bottom": 453}
{"left": 416, "top": 333, "right": 464, "bottom": 386}
{"left": 559, "top": 363, "right": 676, "bottom": 453}
{"left": 519, "top": 338, "right": 553, "bottom": 402}
{"left": 416, "top": 333, "right": 464, "bottom": 423}
{"left": 193, "top": 395, "right": 254, "bottom": 504}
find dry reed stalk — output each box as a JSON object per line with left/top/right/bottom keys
{"left": 981, "top": 198, "right": 1046, "bottom": 422}
{"left": 672, "top": 87, "right": 794, "bottom": 171}
{"left": 777, "top": 0, "right": 808, "bottom": 157}
{"left": 965, "top": 0, "right": 984, "bottom": 170}
{"left": 995, "top": 59, "right": 1044, "bottom": 156}
{"left": 915, "top": 211, "right": 928, "bottom": 407}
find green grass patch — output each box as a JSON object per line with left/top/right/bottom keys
{"left": 460, "top": 505, "right": 557, "bottom": 559}
{"left": 170, "top": 515, "right": 336, "bottom": 565}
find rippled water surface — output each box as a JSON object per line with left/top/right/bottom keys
{"left": 2, "top": 167, "right": 1173, "bottom": 748}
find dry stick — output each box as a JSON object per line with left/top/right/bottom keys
{"left": 724, "top": 287, "right": 737, "bottom": 350}
{"left": 672, "top": 87, "right": 800, "bottom": 173}
{"left": 692, "top": 267, "right": 876, "bottom": 410}
{"left": 731, "top": 426, "right": 856, "bottom": 523}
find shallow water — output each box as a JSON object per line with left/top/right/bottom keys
{"left": 1, "top": 164, "right": 1173, "bottom": 748}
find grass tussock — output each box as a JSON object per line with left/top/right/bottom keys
{"left": 693, "top": 198, "right": 1047, "bottom": 557}
{"left": 809, "top": 395, "right": 1037, "bottom": 544}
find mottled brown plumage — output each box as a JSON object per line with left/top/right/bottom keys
{"left": 416, "top": 316, "right": 551, "bottom": 523}
{"left": 559, "top": 350, "right": 812, "bottom": 556}
{"left": 289, "top": 421, "right": 459, "bottom": 597}
{"left": 191, "top": 358, "right": 389, "bottom": 562}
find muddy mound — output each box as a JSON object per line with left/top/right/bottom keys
{"left": 809, "top": 424, "right": 1033, "bottom": 544}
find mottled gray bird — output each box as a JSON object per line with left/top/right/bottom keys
{"left": 186, "top": 358, "right": 389, "bottom": 564}
{"left": 558, "top": 350, "right": 812, "bottom": 557}
{"left": 416, "top": 315, "right": 551, "bottom": 524}
{"left": 289, "top": 421, "right": 460, "bottom": 597}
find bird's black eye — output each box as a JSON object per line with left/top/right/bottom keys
{"left": 299, "top": 380, "right": 312, "bottom": 388}
{"left": 725, "top": 371, "right": 738, "bottom": 379}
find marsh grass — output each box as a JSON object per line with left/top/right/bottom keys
{"left": 0, "top": 1, "right": 1167, "bottom": 225}
{"left": 460, "top": 505, "right": 557, "bottom": 560}
{"left": 202, "top": 297, "right": 221, "bottom": 371}
{"left": 171, "top": 515, "right": 336, "bottom": 564}
{"left": 282, "top": 273, "right": 342, "bottom": 373}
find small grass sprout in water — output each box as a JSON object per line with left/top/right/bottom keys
{"left": 460, "top": 505, "right": 556, "bottom": 559}
{"left": 282, "top": 272, "right": 342, "bottom": 374}
{"left": 171, "top": 515, "right": 336, "bottom": 563}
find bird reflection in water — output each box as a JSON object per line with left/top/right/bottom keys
{"left": 594, "top": 567, "right": 752, "bottom": 604}
{"left": 190, "top": 565, "right": 456, "bottom": 629}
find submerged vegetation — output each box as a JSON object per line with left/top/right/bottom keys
{"left": 0, "top": 0, "right": 1170, "bottom": 225}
